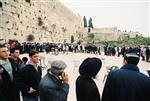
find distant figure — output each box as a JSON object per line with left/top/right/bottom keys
{"left": 39, "top": 60, "right": 69, "bottom": 101}
{"left": 76, "top": 57, "right": 102, "bottom": 101}
{"left": 22, "top": 57, "right": 28, "bottom": 64}
{"left": 20, "top": 57, "right": 28, "bottom": 69}
{"left": 145, "top": 47, "right": 150, "bottom": 62}
{"left": 102, "top": 53, "right": 150, "bottom": 101}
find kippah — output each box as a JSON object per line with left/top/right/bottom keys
{"left": 125, "top": 53, "right": 139, "bottom": 58}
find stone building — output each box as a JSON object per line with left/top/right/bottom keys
{"left": 88, "top": 27, "right": 141, "bottom": 42}
{"left": 0, "top": 0, "right": 84, "bottom": 43}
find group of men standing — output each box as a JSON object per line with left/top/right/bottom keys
{"left": 0, "top": 43, "right": 150, "bottom": 101}
{"left": 0, "top": 44, "right": 42, "bottom": 101}
{"left": 0, "top": 44, "right": 69, "bottom": 101}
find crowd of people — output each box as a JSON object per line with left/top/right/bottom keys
{"left": 8, "top": 41, "right": 150, "bottom": 62}
{"left": 0, "top": 42, "right": 150, "bottom": 101}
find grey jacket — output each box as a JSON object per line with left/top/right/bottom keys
{"left": 39, "top": 70, "right": 69, "bottom": 101}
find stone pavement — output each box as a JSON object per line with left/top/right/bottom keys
{"left": 20, "top": 52, "right": 150, "bottom": 101}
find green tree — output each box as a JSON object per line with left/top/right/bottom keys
{"left": 87, "top": 33, "right": 95, "bottom": 43}
{"left": 88, "top": 17, "right": 94, "bottom": 28}
{"left": 71, "top": 35, "right": 74, "bottom": 43}
{"left": 27, "top": 34, "right": 35, "bottom": 42}
{"left": 83, "top": 16, "right": 87, "bottom": 28}
{"left": 106, "top": 37, "right": 150, "bottom": 46}
{"left": 88, "top": 33, "right": 95, "bottom": 39}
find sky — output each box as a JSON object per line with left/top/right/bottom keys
{"left": 60, "top": 0, "right": 149, "bottom": 37}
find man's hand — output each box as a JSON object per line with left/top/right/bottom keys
{"left": 27, "top": 87, "right": 36, "bottom": 94}
{"left": 0, "top": 68, "right": 4, "bottom": 80}
{"left": 61, "top": 72, "right": 69, "bottom": 84}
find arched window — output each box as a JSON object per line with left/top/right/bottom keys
{"left": 0, "top": 2, "right": 2, "bottom": 8}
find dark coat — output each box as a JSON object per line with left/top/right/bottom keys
{"left": 39, "top": 71, "right": 69, "bottom": 101}
{"left": 0, "top": 58, "right": 20, "bottom": 101}
{"left": 148, "top": 71, "right": 150, "bottom": 77}
{"left": 17, "top": 64, "right": 42, "bottom": 97}
{"left": 102, "top": 64, "right": 150, "bottom": 101}
{"left": 76, "top": 76, "right": 100, "bottom": 101}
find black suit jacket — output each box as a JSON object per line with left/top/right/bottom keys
{"left": 76, "top": 76, "right": 100, "bottom": 101}
{"left": 17, "top": 64, "right": 42, "bottom": 97}
{"left": 0, "top": 58, "right": 19, "bottom": 101}
{"left": 102, "top": 64, "right": 150, "bottom": 101}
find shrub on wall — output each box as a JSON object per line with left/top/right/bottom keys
{"left": 38, "top": 17, "right": 43, "bottom": 26}
{"left": 25, "top": 0, "right": 31, "bottom": 3}
{"left": 14, "top": 32, "right": 17, "bottom": 36}
{"left": 26, "top": 34, "right": 35, "bottom": 42}
{"left": 0, "top": 1, "right": 2, "bottom": 8}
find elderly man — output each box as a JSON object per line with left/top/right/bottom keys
{"left": 39, "top": 60, "right": 69, "bottom": 101}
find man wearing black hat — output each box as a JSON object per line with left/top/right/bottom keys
{"left": 102, "top": 53, "right": 150, "bottom": 101}
{"left": 76, "top": 57, "right": 102, "bottom": 101}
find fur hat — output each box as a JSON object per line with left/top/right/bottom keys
{"left": 79, "top": 57, "right": 102, "bottom": 78}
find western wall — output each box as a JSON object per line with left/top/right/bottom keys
{"left": 0, "top": 0, "right": 84, "bottom": 43}
{"left": 0, "top": 0, "right": 140, "bottom": 43}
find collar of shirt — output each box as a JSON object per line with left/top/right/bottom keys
{"left": 28, "top": 61, "right": 38, "bottom": 71}
{"left": 48, "top": 69, "right": 60, "bottom": 80}
{"left": 0, "top": 59, "right": 9, "bottom": 65}
{"left": 121, "top": 64, "right": 139, "bottom": 71}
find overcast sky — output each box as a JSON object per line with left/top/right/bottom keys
{"left": 60, "top": 0, "right": 149, "bottom": 37}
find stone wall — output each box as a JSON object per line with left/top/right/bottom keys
{"left": 0, "top": 0, "right": 141, "bottom": 43}
{"left": 0, "top": 0, "right": 84, "bottom": 43}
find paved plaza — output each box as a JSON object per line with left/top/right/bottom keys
{"left": 21, "top": 52, "right": 150, "bottom": 101}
